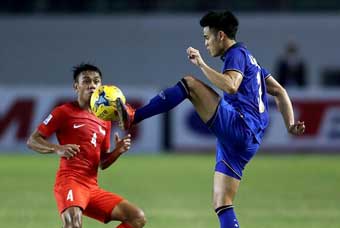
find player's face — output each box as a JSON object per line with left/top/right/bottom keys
{"left": 203, "top": 27, "right": 225, "bottom": 57}
{"left": 74, "top": 71, "right": 102, "bottom": 102}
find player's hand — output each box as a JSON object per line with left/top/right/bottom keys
{"left": 54, "top": 144, "right": 80, "bottom": 159}
{"left": 288, "top": 121, "right": 305, "bottom": 136}
{"left": 114, "top": 133, "right": 131, "bottom": 154}
{"left": 187, "top": 47, "right": 205, "bottom": 67}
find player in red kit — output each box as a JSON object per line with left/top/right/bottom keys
{"left": 27, "top": 63, "right": 146, "bottom": 228}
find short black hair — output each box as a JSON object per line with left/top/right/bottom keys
{"left": 72, "top": 63, "right": 102, "bottom": 82}
{"left": 200, "top": 10, "right": 239, "bottom": 40}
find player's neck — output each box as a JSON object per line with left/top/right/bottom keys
{"left": 225, "top": 39, "right": 236, "bottom": 51}
{"left": 77, "top": 99, "right": 91, "bottom": 112}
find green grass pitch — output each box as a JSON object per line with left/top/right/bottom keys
{"left": 0, "top": 153, "right": 339, "bottom": 227}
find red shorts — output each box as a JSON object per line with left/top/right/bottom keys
{"left": 54, "top": 179, "right": 124, "bottom": 223}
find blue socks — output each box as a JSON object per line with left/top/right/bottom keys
{"left": 133, "top": 80, "right": 189, "bottom": 124}
{"left": 215, "top": 205, "right": 240, "bottom": 228}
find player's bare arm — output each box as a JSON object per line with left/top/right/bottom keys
{"left": 187, "top": 47, "right": 243, "bottom": 94}
{"left": 100, "top": 133, "right": 131, "bottom": 170}
{"left": 265, "top": 75, "right": 305, "bottom": 135}
{"left": 27, "top": 130, "right": 80, "bottom": 158}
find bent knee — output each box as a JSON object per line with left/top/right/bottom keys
{"left": 183, "top": 75, "right": 198, "bottom": 88}
{"left": 130, "top": 209, "right": 146, "bottom": 228}
{"left": 135, "top": 209, "right": 147, "bottom": 227}
{"left": 182, "top": 75, "right": 204, "bottom": 96}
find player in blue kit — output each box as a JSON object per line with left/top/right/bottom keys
{"left": 116, "top": 10, "right": 305, "bottom": 227}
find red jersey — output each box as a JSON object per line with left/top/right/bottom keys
{"left": 38, "top": 102, "right": 111, "bottom": 185}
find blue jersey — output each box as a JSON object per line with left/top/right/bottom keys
{"left": 221, "top": 42, "right": 269, "bottom": 142}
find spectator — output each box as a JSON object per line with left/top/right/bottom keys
{"left": 276, "top": 41, "right": 307, "bottom": 87}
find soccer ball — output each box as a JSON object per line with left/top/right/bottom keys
{"left": 90, "top": 85, "right": 126, "bottom": 121}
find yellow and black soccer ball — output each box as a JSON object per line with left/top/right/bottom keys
{"left": 90, "top": 85, "right": 126, "bottom": 121}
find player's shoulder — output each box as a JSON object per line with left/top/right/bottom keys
{"left": 52, "top": 102, "right": 76, "bottom": 113}
{"left": 50, "top": 102, "right": 85, "bottom": 119}
{"left": 59, "top": 102, "right": 111, "bottom": 126}
{"left": 225, "top": 43, "right": 248, "bottom": 58}
{"left": 232, "top": 42, "right": 248, "bottom": 51}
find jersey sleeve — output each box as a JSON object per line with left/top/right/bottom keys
{"left": 261, "top": 67, "right": 271, "bottom": 79}
{"left": 101, "top": 121, "right": 111, "bottom": 152}
{"left": 37, "top": 107, "right": 65, "bottom": 138}
{"left": 222, "top": 49, "right": 246, "bottom": 76}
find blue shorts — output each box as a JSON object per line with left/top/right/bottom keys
{"left": 207, "top": 99, "right": 261, "bottom": 180}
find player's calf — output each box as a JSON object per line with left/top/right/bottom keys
{"left": 116, "top": 78, "right": 193, "bottom": 128}
{"left": 215, "top": 205, "right": 240, "bottom": 228}
{"left": 179, "top": 76, "right": 192, "bottom": 97}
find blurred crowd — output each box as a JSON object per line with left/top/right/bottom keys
{"left": 275, "top": 42, "right": 307, "bottom": 88}
{"left": 1, "top": 0, "right": 339, "bottom": 88}
{"left": 275, "top": 41, "right": 340, "bottom": 88}
{"left": 0, "top": 0, "right": 339, "bottom": 13}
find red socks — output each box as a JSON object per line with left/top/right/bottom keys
{"left": 116, "top": 223, "right": 133, "bottom": 228}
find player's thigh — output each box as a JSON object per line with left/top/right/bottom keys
{"left": 61, "top": 206, "right": 83, "bottom": 227}
{"left": 184, "top": 75, "right": 220, "bottom": 123}
{"left": 54, "top": 180, "right": 90, "bottom": 215}
{"left": 213, "top": 171, "right": 240, "bottom": 208}
{"left": 208, "top": 99, "right": 251, "bottom": 144}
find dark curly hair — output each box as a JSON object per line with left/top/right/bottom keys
{"left": 200, "top": 10, "right": 239, "bottom": 40}
{"left": 72, "top": 63, "right": 102, "bottom": 82}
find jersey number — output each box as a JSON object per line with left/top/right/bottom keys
{"left": 91, "top": 133, "right": 97, "bottom": 147}
{"left": 257, "top": 71, "right": 265, "bottom": 113}
{"left": 249, "top": 54, "right": 265, "bottom": 113}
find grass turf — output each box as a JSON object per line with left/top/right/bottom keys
{"left": 0, "top": 154, "right": 339, "bottom": 227}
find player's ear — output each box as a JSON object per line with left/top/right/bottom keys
{"left": 73, "top": 82, "right": 79, "bottom": 91}
{"left": 218, "top": 31, "right": 225, "bottom": 41}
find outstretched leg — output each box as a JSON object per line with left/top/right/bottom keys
{"left": 117, "top": 75, "right": 220, "bottom": 129}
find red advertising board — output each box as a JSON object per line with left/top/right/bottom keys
{"left": 173, "top": 90, "right": 340, "bottom": 152}
{"left": 0, "top": 86, "right": 161, "bottom": 153}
